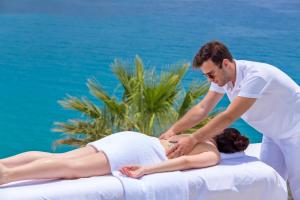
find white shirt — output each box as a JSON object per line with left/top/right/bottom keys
{"left": 210, "top": 60, "right": 300, "bottom": 139}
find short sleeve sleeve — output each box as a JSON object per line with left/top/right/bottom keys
{"left": 238, "top": 76, "right": 268, "bottom": 98}
{"left": 209, "top": 82, "right": 225, "bottom": 94}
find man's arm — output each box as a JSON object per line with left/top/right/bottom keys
{"left": 193, "top": 96, "right": 256, "bottom": 140}
{"left": 160, "top": 91, "right": 224, "bottom": 139}
{"left": 167, "top": 96, "right": 257, "bottom": 158}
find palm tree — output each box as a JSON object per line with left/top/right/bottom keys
{"left": 52, "top": 56, "right": 216, "bottom": 148}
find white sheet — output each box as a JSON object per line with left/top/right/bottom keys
{"left": 0, "top": 176, "right": 124, "bottom": 200}
{"left": 113, "top": 171, "right": 189, "bottom": 200}
{"left": 185, "top": 155, "right": 287, "bottom": 200}
{"left": 0, "top": 143, "right": 287, "bottom": 200}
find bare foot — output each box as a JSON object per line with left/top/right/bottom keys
{"left": 0, "top": 163, "right": 9, "bottom": 185}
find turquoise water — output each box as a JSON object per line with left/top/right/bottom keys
{"left": 0, "top": 0, "right": 299, "bottom": 157}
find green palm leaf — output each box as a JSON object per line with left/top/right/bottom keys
{"left": 87, "top": 79, "right": 127, "bottom": 117}
{"left": 178, "top": 80, "right": 209, "bottom": 118}
{"left": 58, "top": 95, "right": 101, "bottom": 119}
{"left": 53, "top": 56, "right": 217, "bottom": 148}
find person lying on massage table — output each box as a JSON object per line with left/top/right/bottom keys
{"left": 0, "top": 128, "right": 248, "bottom": 184}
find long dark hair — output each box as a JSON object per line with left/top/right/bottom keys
{"left": 215, "top": 128, "right": 249, "bottom": 153}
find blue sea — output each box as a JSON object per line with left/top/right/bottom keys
{"left": 0, "top": 0, "right": 299, "bottom": 157}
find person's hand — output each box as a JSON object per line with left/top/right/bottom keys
{"left": 119, "top": 166, "right": 147, "bottom": 179}
{"left": 167, "top": 135, "right": 198, "bottom": 159}
{"left": 159, "top": 129, "right": 176, "bottom": 140}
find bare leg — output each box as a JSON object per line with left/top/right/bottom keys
{"left": 0, "top": 151, "right": 110, "bottom": 185}
{"left": 0, "top": 146, "right": 97, "bottom": 168}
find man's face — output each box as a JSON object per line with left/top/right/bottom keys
{"left": 200, "top": 59, "right": 229, "bottom": 86}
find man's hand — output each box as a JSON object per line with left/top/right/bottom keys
{"left": 167, "top": 135, "right": 198, "bottom": 159}
{"left": 159, "top": 129, "right": 176, "bottom": 140}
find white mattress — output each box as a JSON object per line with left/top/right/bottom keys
{"left": 0, "top": 143, "right": 287, "bottom": 200}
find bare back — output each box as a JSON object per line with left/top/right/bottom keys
{"left": 159, "top": 134, "right": 219, "bottom": 156}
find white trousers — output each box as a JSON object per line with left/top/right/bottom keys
{"left": 260, "top": 135, "right": 300, "bottom": 200}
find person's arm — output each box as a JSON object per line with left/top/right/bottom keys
{"left": 160, "top": 91, "right": 224, "bottom": 139}
{"left": 193, "top": 96, "right": 256, "bottom": 141}
{"left": 120, "top": 148, "right": 220, "bottom": 178}
{"left": 167, "top": 96, "right": 256, "bottom": 158}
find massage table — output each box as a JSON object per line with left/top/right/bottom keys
{"left": 0, "top": 143, "right": 287, "bottom": 200}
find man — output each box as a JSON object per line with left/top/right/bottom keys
{"left": 160, "top": 40, "right": 300, "bottom": 199}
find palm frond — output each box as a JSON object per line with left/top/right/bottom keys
{"left": 53, "top": 57, "right": 218, "bottom": 148}
{"left": 52, "top": 138, "right": 86, "bottom": 149}
{"left": 111, "top": 59, "right": 136, "bottom": 101}
{"left": 135, "top": 55, "right": 144, "bottom": 84}
{"left": 178, "top": 80, "right": 209, "bottom": 118}
{"left": 58, "top": 95, "right": 101, "bottom": 119}
{"left": 87, "top": 79, "right": 127, "bottom": 117}
{"left": 53, "top": 120, "right": 97, "bottom": 135}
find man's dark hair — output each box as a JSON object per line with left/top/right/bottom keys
{"left": 193, "top": 40, "right": 233, "bottom": 68}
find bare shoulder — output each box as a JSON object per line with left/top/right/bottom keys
{"left": 178, "top": 136, "right": 221, "bottom": 169}
{"left": 188, "top": 139, "right": 220, "bottom": 156}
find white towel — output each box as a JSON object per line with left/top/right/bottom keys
{"left": 89, "top": 131, "right": 190, "bottom": 200}
{"left": 88, "top": 131, "right": 167, "bottom": 171}
{"left": 113, "top": 171, "right": 189, "bottom": 200}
